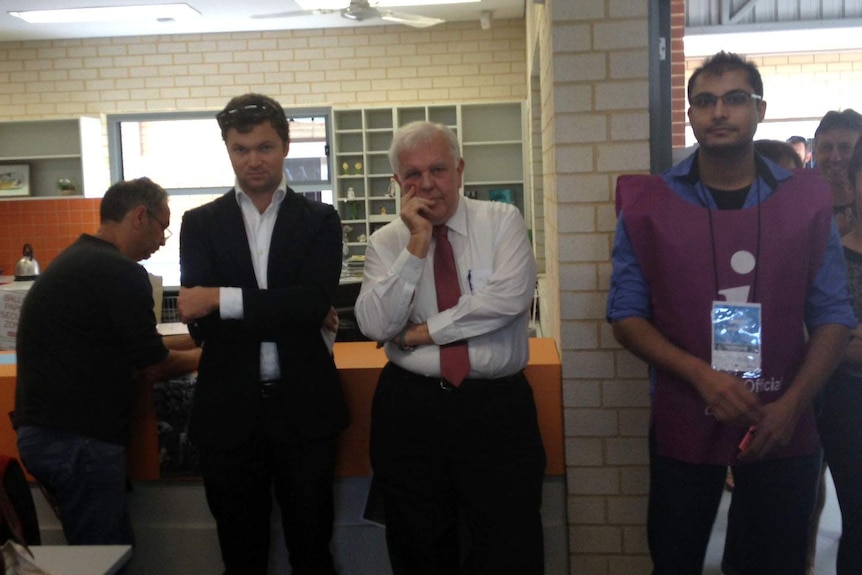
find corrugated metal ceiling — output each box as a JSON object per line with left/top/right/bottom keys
{"left": 686, "top": 0, "right": 862, "bottom": 31}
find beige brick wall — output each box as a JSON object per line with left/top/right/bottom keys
{"left": 529, "top": 1, "right": 652, "bottom": 573}
{"left": 0, "top": 19, "right": 526, "bottom": 119}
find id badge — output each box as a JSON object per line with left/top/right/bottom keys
{"left": 711, "top": 302, "right": 762, "bottom": 379}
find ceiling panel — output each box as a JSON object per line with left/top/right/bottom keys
{"left": 0, "top": 0, "right": 524, "bottom": 42}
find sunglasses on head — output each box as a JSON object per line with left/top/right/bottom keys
{"left": 216, "top": 103, "right": 284, "bottom": 129}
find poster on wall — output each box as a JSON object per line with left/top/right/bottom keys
{"left": 0, "top": 164, "right": 30, "bottom": 197}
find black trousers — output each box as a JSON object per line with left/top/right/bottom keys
{"left": 198, "top": 399, "right": 338, "bottom": 575}
{"left": 817, "top": 369, "right": 862, "bottom": 575}
{"left": 647, "top": 427, "right": 821, "bottom": 575}
{"left": 370, "top": 363, "right": 546, "bottom": 575}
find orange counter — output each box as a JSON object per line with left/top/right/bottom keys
{"left": 2, "top": 338, "right": 564, "bottom": 479}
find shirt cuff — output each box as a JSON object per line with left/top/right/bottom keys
{"left": 393, "top": 246, "right": 424, "bottom": 287}
{"left": 220, "top": 287, "right": 243, "bottom": 320}
{"left": 427, "top": 308, "right": 459, "bottom": 345}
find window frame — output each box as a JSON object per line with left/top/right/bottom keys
{"left": 106, "top": 107, "right": 335, "bottom": 290}
{"left": 107, "top": 107, "right": 334, "bottom": 196}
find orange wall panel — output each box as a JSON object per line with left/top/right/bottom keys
{"left": 0, "top": 199, "right": 100, "bottom": 277}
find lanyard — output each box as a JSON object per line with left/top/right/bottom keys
{"left": 696, "top": 179, "right": 762, "bottom": 303}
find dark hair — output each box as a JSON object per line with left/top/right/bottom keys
{"left": 754, "top": 139, "right": 803, "bottom": 169}
{"left": 786, "top": 135, "right": 809, "bottom": 150}
{"left": 216, "top": 93, "right": 289, "bottom": 144}
{"left": 814, "top": 109, "right": 862, "bottom": 139}
{"left": 687, "top": 51, "right": 763, "bottom": 102}
{"left": 100, "top": 177, "right": 168, "bottom": 223}
{"left": 848, "top": 138, "right": 862, "bottom": 186}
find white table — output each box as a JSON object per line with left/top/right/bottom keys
{"left": 27, "top": 545, "right": 132, "bottom": 575}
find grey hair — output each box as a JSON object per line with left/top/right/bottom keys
{"left": 100, "top": 177, "right": 168, "bottom": 223}
{"left": 388, "top": 121, "right": 461, "bottom": 174}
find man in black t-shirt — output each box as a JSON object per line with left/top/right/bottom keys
{"left": 13, "top": 177, "right": 200, "bottom": 545}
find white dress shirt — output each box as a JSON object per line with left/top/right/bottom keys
{"left": 355, "top": 196, "right": 537, "bottom": 379}
{"left": 219, "top": 177, "right": 286, "bottom": 382}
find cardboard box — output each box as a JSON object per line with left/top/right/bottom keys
{"left": 0, "top": 281, "right": 32, "bottom": 351}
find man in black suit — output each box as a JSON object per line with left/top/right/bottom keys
{"left": 177, "top": 93, "right": 347, "bottom": 575}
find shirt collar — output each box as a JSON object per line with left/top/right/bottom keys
{"left": 442, "top": 197, "right": 467, "bottom": 236}
{"left": 668, "top": 148, "right": 787, "bottom": 190}
{"left": 233, "top": 176, "right": 288, "bottom": 209}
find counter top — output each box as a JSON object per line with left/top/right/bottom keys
{"left": 1, "top": 339, "right": 564, "bottom": 479}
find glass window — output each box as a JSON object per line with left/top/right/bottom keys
{"left": 107, "top": 108, "right": 333, "bottom": 289}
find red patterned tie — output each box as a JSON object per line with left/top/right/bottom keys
{"left": 433, "top": 225, "right": 470, "bottom": 386}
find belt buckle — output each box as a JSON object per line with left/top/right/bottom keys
{"left": 260, "top": 380, "right": 279, "bottom": 399}
{"left": 439, "top": 378, "right": 455, "bottom": 391}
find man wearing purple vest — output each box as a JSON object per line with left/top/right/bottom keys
{"left": 607, "top": 51, "right": 856, "bottom": 575}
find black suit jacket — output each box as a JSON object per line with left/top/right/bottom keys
{"left": 180, "top": 188, "right": 348, "bottom": 449}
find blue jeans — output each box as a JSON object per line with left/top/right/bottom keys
{"left": 16, "top": 425, "right": 133, "bottom": 545}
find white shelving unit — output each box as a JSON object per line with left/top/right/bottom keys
{"left": 332, "top": 102, "right": 526, "bottom": 259}
{"left": 0, "top": 117, "right": 108, "bottom": 198}
{"left": 460, "top": 102, "right": 526, "bottom": 217}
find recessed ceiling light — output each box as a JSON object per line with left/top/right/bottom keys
{"left": 296, "top": 0, "right": 480, "bottom": 9}
{"left": 378, "top": 0, "right": 480, "bottom": 5}
{"left": 9, "top": 3, "right": 200, "bottom": 24}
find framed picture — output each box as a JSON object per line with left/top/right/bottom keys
{"left": 0, "top": 164, "right": 30, "bottom": 197}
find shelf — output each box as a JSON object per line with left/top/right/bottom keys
{"left": 428, "top": 106, "right": 458, "bottom": 126}
{"left": 0, "top": 117, "right": 109, "bottom": 198}
{"left": 336, "top": 132, "right": 363, "bottom": 151}
{"left": 461, "top": 103, "right": 522, "bottom": 142}
{"left": 463, "top": 149, "right": 523, "bottom": 181}
{"left": 0, "top": 154, "right": 81, "bottom": 161}
{"left": 462, "top": 140, "right": 523, "bottom": 147}
{"left": 334, "top": 110, "right": 362, "bottom": 131}
{"left": 365, "top": 109, "right": 393, "bottom": 130}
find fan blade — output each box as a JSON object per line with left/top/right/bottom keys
{"left": 252, "top": 9, "right": 335, "bottom": 20}
{"left": 379, "top": 10, "right": 444, "bottom": 28}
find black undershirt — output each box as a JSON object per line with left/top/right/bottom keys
{"left": 707, "top": 186, "right": 749, "bottom": 210}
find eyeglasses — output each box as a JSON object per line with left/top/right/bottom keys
{"left": 216, "top": 103, "right": 283, "bottom": 130}
{"left": 690, "top": 90, "right": 763, "bottom": 110}
{"left": 146, "top": 209, "right": 172, "bottom": 240}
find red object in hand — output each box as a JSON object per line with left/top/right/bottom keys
{"left": 738, "top": 426, "right": 757, "bottom": 452}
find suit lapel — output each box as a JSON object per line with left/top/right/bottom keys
{"left": 215, "top": 191, "right": 257, "bottom": 283}
{"left": 268, "top": 190, "right": 304, "bottom": 286}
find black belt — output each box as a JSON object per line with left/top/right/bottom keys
{"left": 260, "top": 379, "right": 285, "bottom": 399}
{"left": 386, "top": 362, "right": 525, "bottom": 392}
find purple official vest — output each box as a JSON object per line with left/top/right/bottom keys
{"left": 616, "top": 170, "right": 833, "bottom": 465}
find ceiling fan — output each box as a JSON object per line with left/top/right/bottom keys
{"left": 252, "top": 0, "right": 446, "bottom": 28}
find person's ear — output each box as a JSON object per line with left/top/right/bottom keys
{"left": 129, "top": 204, "right": 148, "bottom": 230}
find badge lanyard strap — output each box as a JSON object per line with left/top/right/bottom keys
{"left": 696, "top": 179, "right": 762, "bottom": 303}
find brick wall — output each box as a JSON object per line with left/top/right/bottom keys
{"left": 0, "top": 20, "right": 526, "bottom": 117}
{"left": 529, "top": 1, "right": 653, "bottom": 573}
{"left": 671, "top": 0, "right": 687, "bottom": 147}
